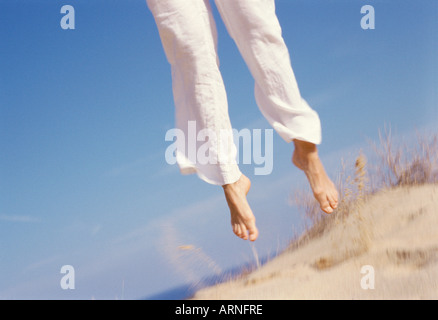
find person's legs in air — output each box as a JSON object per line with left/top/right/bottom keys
{"left": 214, "top": 0, "right": 338, "bottom": 213}
{"left": 146, "top": 0, "right": 259, "bottom": 240}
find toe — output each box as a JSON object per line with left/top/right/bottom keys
{"left": 236, "top": 225, "right": 243, "bottom": 238}
{"left": 240, "top": 224, "right": 248, "bottom": 240}
{"left": 248, "top": 224, "right": 259, "bottom": 242}
{"left": 233, "top": 224, "right": 240, "bottom": 237}
{"left": 315, "top": 192, "right": 333, "bottom": 214}
{"left": 322, "top": 206, "right": 334, "bottom": 214}
{"left": 321, "top": 198, "right": 334, "bottom": 214}
{"left": 328, "top": 194, "right": 338, "bottom": 209}
{"left": 331, "top": 190, "right": 339, "bottom": 209}
{"left": 249, "top": 230, "right": 258, "bottom": 241}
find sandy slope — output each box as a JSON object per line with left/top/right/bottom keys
{"left": 192, "top": 184, "right": 438, "bottom": 300}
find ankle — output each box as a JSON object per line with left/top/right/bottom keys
{"left": 222, "top": 174, "right": 243, "bottom": 190}
{"left": 294, "top": 140, "right": 319, "bottom": 159}
{"left": 222, "top": 182, "right": 235, "bottom": 191}
{"left": 294, "top": 139, "right": 317, "bottom": 153}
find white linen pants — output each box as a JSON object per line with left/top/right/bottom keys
{"left": 147, "top": 0, "right": 322, "bottom": 185}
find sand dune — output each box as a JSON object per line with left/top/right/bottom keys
{"left": 192, "top": 184, "right": 438, "bottom": 300}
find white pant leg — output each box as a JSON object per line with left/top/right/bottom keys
{"left": 147, "top": 0, "right": 241, "bottom": 185}
{"left": 215, "top": 0, "right": 322, "bottom": 145}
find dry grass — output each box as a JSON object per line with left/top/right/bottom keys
{"left": 369, "top": 127, "right": 438, "bottom": 189}
{"left": 292, "top": 128, "right": 438, "bottom": 252}
{"left": 188, "top": 128, "right": 438, "bottom": 297}
{"left": 191, "top": 127, "right": 438, "bottom": 300}
{"left": 291, "top": 151, "right": 369, "bottom": 247}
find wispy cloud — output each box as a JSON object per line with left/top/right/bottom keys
{"left": 23, "top": 255, "right": 62, "bottom": 272}
{"left": 103, "top": 150, "right": 166, "bottom": 178}
{"left": 306, "top": 80, "right": 353, "bottom": 109}
{"left": 91, "top": 224, "right": 102, "bottom": 236}
{"left": 104, "top": 157, "right": 151, "bottom": 178}
{"left": 0, "top": 214, "right": 40, "bottom": 223}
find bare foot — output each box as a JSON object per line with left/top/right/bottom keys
{"left": 292, "top": 140, "right": 339, "bottom": 214}
{"left": 222, "top": 174, "right": 259, "bottom": 241}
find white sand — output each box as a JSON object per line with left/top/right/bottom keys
{"left": 193, "top": 184, "right": 438, "bottom": 300}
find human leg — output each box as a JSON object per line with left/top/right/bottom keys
{"left": 214, "top": 0, "right": 338, "bottom": 212}
{"left": 147, "top": 0, "right": 240, "bottom": 185}
{"left": 147, "top": 0, "right": 259, "bottom": 239}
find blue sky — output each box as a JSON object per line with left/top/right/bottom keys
{"left": 0, "top": 0, "right": 437, "bottom": 299}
